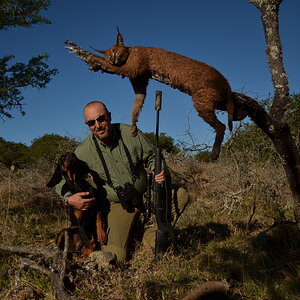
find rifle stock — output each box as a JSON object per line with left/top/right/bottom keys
{"left": 144, "top": 172, "right": 152, "bottom": 221}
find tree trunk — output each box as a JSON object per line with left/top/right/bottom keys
{"left": 248, "top": 0, "right": 300, "bottom": 222}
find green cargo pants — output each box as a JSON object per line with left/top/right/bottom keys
{"left": 101, "top": 186, "right": 190, "bottom": 262}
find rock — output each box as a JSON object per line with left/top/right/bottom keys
{"left": 83, "top": 251, "right": 117, "bottom": 270}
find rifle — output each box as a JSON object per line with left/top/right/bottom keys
{"left": 153, "top": 91, "right": 174, "bottom": 260}
{"left": 144, "top": 172, "right": 152, "bottom": 222}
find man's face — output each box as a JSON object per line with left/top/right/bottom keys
{"left": 84, "top": 103, "right": 112, "bottom": 143}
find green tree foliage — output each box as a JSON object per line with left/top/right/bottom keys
{"left": 0, "top": 134, "right": 78, "bottom": 169}
{"left": 222, "top": 94, "right": 300, "bottom": 161}
{"left": 28, "top": 134, "right": 78, "bottom": 165}
{"left": 0, "top": 0, "right": 58, "bottom": 120}
{"left": 144, "top": 132, "right": 179, "bottom": 153}
{"left": 0, "top": 137, "right": 29, "bottom": 167}
{"left": 287, "top": 94, "right": 300, "bottom": 137}
{"left": 223, "top": 123, "right": 277, "bottom": 162}
{"left": 0, "top": 54, "right": 58, "bottom": 119}
{"left": 194, "top": 151, "right": 211, "bottom": 162}
{"left": 0, "top": 0, "right": 51, "bottom": 30}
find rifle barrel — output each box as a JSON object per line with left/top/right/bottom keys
{"left": 155, "top": 91, "right": 162, "bottom": 151}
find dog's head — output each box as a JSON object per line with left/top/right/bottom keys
{"left": 47, "top": 152, "right": 88, "bottom": 188}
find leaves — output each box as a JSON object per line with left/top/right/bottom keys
{"left": 144, "top": 132, "right": 179, "bottom": 153}
{"left": 0, "top": 0, "right": 51, "bottom": 30}
{"left": 0, "top": 0, "right": 58, "bottom": 119}
{"left": 0, "top": 54, "right": 58, "bottom": 119}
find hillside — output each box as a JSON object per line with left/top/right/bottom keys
{"left": 0, "top": 149, "right": 300, "bottom": 299}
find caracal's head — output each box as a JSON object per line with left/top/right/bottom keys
{"left": 95, "top": 32, "right": 129, "bottom": 66}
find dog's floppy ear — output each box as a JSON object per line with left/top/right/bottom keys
{"left": 46, "top": 164, "right": 63, "bottom": 188}
{"left": 78, "top": 159, "right": 90, "bottom": 176}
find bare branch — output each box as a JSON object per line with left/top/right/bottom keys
{"left": 0, "top": 242, "right": 79, "bottom": 300}
{"left": 0, "top": 242, "right": 55, "bottom": 258}
{"left": 19, "top": 258, "right": 50, "bottom": 275}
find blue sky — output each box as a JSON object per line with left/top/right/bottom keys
{"left": 1, "top": 0, "right": 299, "bottom": 149}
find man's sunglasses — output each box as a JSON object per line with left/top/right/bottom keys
{"left": 85, "top": 115, "right": 107, "bottom": 127}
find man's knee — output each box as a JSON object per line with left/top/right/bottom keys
{"left": 172, "top": 186, "right": 190, "bottom": 225}
{"left": 177, "top": 187, "right": 190, "bottom": 207}
{"left": 101, "top": 244, "right": 127, "bottom": 262}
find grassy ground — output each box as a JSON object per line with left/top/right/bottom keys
{"left": 1, "top": 151, "right": 300, "bottom": 300}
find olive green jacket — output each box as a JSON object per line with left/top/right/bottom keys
{"left": 55, "top": 123, "right": 157, "bottom": 202}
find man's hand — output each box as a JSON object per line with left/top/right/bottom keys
{"left": 67, "top": 192, "right": 96, "bottom": 210}
{"left": 153, "top": 169, "right": 165, "bottom": 185}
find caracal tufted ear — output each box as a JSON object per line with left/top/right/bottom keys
{"left": 116, "top": 31, "right": 125, "bottom": 46}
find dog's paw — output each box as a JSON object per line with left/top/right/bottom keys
{"left": 82, "top": 248, "right": 94, "bottom": 257}
{"left": 97, "top": 230, "right": 107, "bottom": 245}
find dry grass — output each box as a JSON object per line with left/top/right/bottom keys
{"left": 1, "top": 151, "right": 300, "bottom": 299}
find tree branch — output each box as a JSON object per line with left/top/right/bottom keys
{"left": 0, "top": 242, "right": 55, "bottom": 258}
{"left": 0, "top": 242, "right": 78, "bottom": 300}
{"left": 248, "top": 0, "right": 290, "bottom": 120}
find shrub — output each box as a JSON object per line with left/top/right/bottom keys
{"left": 222, "top": 123, "right": 278, "bottom": 163}
{"left": 144, "top": 132, "right": 179, "bottom": 153}
{"left": 28, "top": 134, "right": 78, "bottom": 166}
{"left": 0, "top": 138, "right": 29, "bottom": 168}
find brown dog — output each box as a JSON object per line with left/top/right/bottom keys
{"left": 65, "top": 32, "right": 248, "bottom": 160}
{"left": 47, "top": 152, "right": 107, "bottom": 256}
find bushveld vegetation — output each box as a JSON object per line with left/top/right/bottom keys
{"left": 1, "top": 1, "right": 300, "bottom": 298}
{"left": 0, "top": 114, "right": 300, "bottom": 299}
